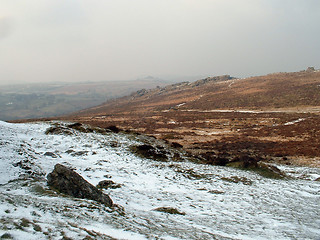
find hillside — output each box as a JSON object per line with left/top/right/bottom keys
{"left": 65, "top": 69, "right": 320, "bottom": 167}
{"left": 1, "top": 121, "right": 319, "bottom": 239}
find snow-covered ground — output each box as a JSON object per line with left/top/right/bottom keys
{"left": 0, "top": 121, "right": 319, "bottom": 240}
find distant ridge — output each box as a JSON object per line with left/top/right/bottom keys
{"left": 69, "top": 69, "right": 320, "bottom": 117}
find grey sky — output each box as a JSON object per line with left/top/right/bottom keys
{"left": 0, "top": 0, "right": 319, "bottom": 85}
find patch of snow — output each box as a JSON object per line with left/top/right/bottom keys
{"left": 176, "top": 103, "right": 186, "bottom": 107}
{"left": 196, "top": 130, "right": 231, "bottom": 136}
{"left": 284, "top": 118, "right": 305, "bottom": 126}
{"left": 182, "top": 109, "right": 260, "bottom": 113}
{"left": 228, "top": 81, "right": 235, "bottom": 88}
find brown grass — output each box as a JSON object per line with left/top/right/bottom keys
{"left": 59, "top": 71, "right": 320, "bottom": 167}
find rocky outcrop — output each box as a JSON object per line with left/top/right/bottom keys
{"left": 106, "top": 125, "right": 122, "bottom": 133}
{"left": 200, "top": 152, "right": 286, "bottom": 179}
{"left": 130, "top": 144, "right": 169, "bottom": 161}
{"left": 306, "top": 67, "right": 315, "bottom": 72}
{"left": 47, "top": 164, "right": 113, "bottom": 207}
{"left": 191, "top": 75, "right": 233, "bottom": 87}
{"left": 132, "top": 88, "right": 148, "bottom": 97}
{"left": 171, "top": 142, "right": 183, "bottom": 148}
{"left": 45, "top": 125, "right": 74, "bottom": 135}
{"left": 45, "top": 122, "right": 98, "bottom": 135}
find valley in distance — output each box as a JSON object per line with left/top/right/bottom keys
{"left": 0, "top": 76, "right": 172, "bottom": 121}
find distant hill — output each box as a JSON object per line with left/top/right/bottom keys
{"left": 64, "top": 69, "right": 320, "bottom": 166}
{"left": 70, "top": 70, "right": 320, "bottom": 116}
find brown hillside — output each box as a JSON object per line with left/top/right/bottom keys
{"left": 64, "top": 70, "right": 320, "bottom": 167}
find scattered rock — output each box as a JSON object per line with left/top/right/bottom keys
{"left": 67, "top": 122, "right": 82, "bottom": 128}
{"left": 44, "top": 152, "right": 59, "bottom": 158}
{"left": 46, "top": 123, "right": 96, "bottom": 135}
{"left": 227, "top": 155, "right": 261, "bottom": 168}
{"left": 12, "top": 159, "right": 44, "bottom": 177}
{"left": 192, "top": 75, "right": 233, "bottom": 87}
{"left": 20, "top": 218, "right": 31, "bottom": 227}
{"left": 153, "top": 207, "right": 186, "bottom": 215}
{"left": 221, "top": 176, "right": 253, "bottom": 185}
{"left": 228, "top": 155, "right": 285, "bottom": 179}
{"left": 68, "top": 122, "right": 94, "bottom": 133}
{"left": 106, "top": 125, "right": 121, "bottom": 133}
{"left": 175, "top": 168, "right": 208, "bottom": 180}
{"left": 33, "top": 224, "right": 42, "bottom": 232}
{"left": 315, "top": 177, "right": 320, "bottom": 182}
{"left": 1, "top": 233, "right": 13, "bottom": 239}
{"left": 45, "top": 126, "right": 73, "bottom": 135}
{"left": 130, "top": 144, "right": 168, "bottom": 161}
{"left": 208, "top": 190, "right": 225, "bottom": 194}
{"left": 65, "top": 149, "right": 75, "bottom": 154}
{"left": 96, "top": 180, "right": 121, "bottom": 189}
{"left": 172, "top": 152, "right": 182, "bottom": 161}
{"left": 47, "top": 164, "right": 113, "bottom": 207}
{"left": 132, "top": 88, "right": 148, "bottom": 97}
{"left": 201, "top": 152, "right": 285, "bottom": 179}
{"left": 200, "top": 152, "right": 229, "bottom": 166}
{"left": 13, "top": 160, "right": 31, "bottom": 170}
{"left": 171, "top": 142, "right": 183, "bottom": 148}
{"left": 306, "top": 66, "right": 315, "bottom": 72}
{"left": 256, "top": 162, "right": 286, "bottom": 179}
{"left": 109, "top": 141, "right": 119, "bottom": 148}
{"left": 70, "top": 151, "right": 88, "bottom": 157}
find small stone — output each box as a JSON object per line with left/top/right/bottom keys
{"left": 1, "top": 233, "right": 13, "bottom": 239}
{"left": 97, "top": 180, "right": 121, "bottom": 189}
{"left": 44, "top": 152, "right": 58, "bottom": 158}
{"left": 153, "top": 207, "right": 186, "bottom": 215}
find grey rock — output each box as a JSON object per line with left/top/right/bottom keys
{"left": 47, "top": 164, "right": 113, "bottom": 207}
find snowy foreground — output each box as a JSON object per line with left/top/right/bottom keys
{"left": 0, "top": 121, "right": 319, "bottom": 240}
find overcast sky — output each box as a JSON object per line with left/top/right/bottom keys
{"left": 0, "top": 0, "right": 319, "bottom": 85}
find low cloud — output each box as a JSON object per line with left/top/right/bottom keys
{"left": 0, "top": 1, "right": 319, "bottom": 85}
{"left": 0, "top": 17, "right": 13, "bottom": 40}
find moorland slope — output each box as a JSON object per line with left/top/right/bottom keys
{"left": 63, "top": 69, "right": 320, "bottom": 166}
